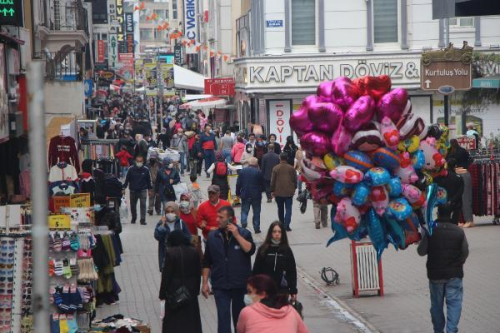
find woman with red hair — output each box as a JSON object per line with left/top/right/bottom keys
{"left": 236, "top": 274, "right": 309, "bottom": 333}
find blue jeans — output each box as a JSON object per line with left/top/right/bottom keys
{"left": 429, "top": 278, "right": 463, "bottom": 333}
{"left": 204, "top": 149, "right": 215, "bottom": 173}
{"left": 179, "top": 151, "right": 186, "bottom": 174}
{"left": 275, "top": 196, "right": 293, "bottom": 228}
{"left": 240, "top": 198, "right": 262, "bottom": 231}
{"left": 213, "top": 288, "right": 246, "bottom": 333}
{"left": 223, "top": 148, "right": 232, "bottom": 164}
{"left": 121, "top": 166, "right": 129, "bottom": 178}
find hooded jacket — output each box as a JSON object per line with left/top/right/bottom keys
{"left": 236, "top": 302, "right": 309, "bottom": 333}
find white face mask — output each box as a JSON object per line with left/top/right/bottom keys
{"left": 180, "top": 201, "right": 190, "bottom": 209}
{"left": 244, "top": 294, "right": 255, "bottom": 307}
{"left": 165, "top": 213, "right": 176, "bottom": 222}
{"left": 136, "top": 162, "right": 144, "bottom": 168}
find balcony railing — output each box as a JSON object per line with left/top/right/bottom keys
{"left": 35, "top": 51, "right": 83, "bottom": 82}
{"left": 42, "top": 0, "right": 88, "bottom": 33}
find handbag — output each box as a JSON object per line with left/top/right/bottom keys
{"left": 290, "top": 300, "right": 304, "bottom": 319}
{"left": 165, "top": 248, "right": 192, "bottom": 310}
{"left": 163, "top": 182, "right": 176, "bottom": 199}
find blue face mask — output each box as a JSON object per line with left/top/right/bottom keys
{"left": 94, "top": 204, "right": 103, "bottom": 212}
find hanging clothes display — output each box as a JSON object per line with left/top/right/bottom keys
{"left": 456, "top": 168, "right": 473, "bottom": 224}
{"left": 48, "top": 135, "right": 80, "bottom": 173}
{"left": 468, "top": 161, "right": 500, "bottom": 218}
{"left": 48, "top": 162, "right": 79, "bottom": 183}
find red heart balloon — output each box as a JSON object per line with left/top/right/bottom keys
{"left": 289, "top": 106, "right": 313, "bottom": 137}
{"left": 353, "top": 75, "right": 392, "bottom": 101}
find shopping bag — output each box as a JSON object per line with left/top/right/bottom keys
{"left": 173, "top": 182, "right": 189, "bottom": 202}
{"left": 120, "top": 196, "right": 129, "bottom": 221}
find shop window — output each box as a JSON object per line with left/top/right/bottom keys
{"left": 373, "top": 0, "right": 398, "bottom": 43}
{"left": 140, "top": 29, "right": 153, "bottom": 41}
{"left": 449, "top": 17, "right": 474, "bottom": 28}
{"left": 291, "top": 0, "right": 316, "bottom": 46}
{"left": 173, "top": 1, "right": 178, "bottom": 20}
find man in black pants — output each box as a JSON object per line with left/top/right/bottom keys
{"left": 123, "top": 155, "right": 152, "bottom": 225}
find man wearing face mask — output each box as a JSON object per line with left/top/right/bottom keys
{"left": 202, "top": 206, "right": 256, "bottom": 333}
{"left": 200, "top": 125, "right": 218, "bottom": 178}
{"left": 147, "top": 152, "right": 161, "bottom": 216}
{"left": 154, "top": 201, "right": 192, "bottom": 272}
{"left": 123, "top": 155, "right": 152, "bottom": 225}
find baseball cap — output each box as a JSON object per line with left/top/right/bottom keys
{"left": 207, "top": 185, "right": 220, "bottom": 193}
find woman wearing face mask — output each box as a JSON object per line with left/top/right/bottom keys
{"left": 178, "top": 193, "right": 203, "bottom": 259}
{"left": 237, "top": 274, "right": 309, "bottom": 333}
{"left": 268, "top": 134, "right": 282, "bottom": 154}
{"left": 252, "top": 221, "right": 297, "bottom": 301}
{"left": 240, "top": 143, "right": 254, "bottom": 168}
{"left": 94, "top": 195, "right": 122, "bottom": 235}
{"left": 207, "top": 151, "right": 238, "bottom": 200}
{"left": 154, "top": 202, "right": 192, "bottom": 272}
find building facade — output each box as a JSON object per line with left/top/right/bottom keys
{"left": 234, "top": 0, "right": 500, "bottom": 147}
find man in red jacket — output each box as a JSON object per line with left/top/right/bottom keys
{"left": 197, "top": 185, "right": 231, "bottom": 240}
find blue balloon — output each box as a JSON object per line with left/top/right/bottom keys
{"left": 351, "top": 182, "right": 370, "bottom": 206}
{"left": 344, "top": 151, "right": 373, "bottom": 172}
{"left": 333, "top": 181, "right": 353, "bottom": 198}
{"left": 327, "top": 205, "right": 368, "bottom": 246}
{"left": 365, "top": 208, "right": 388, "bottom": 259}
{"left": 383, "top": 216, "right": 405, "bottom": 249}
{"left": 412, "top": 150, "right": 426, "bottom": 170}
{"left": 386, "top": 198, "right": 413, "bottom": 221}
{"left": 387, "top": 177, "right": 402, "bottom": 198}
{"left": 425, "top": 183, "right": 439, "bottom": 235}
{"left": 437, "top": 186, "right": 448, "bottom": 205}
{"left": 364, "top": 167, "right": 391, "bottom": 187}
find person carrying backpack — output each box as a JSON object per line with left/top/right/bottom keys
{"left": 155, "top": 157, "right": 181, "bottom": 210}
{"left": 206, "top": 151, "right": 238, "bottom": 201}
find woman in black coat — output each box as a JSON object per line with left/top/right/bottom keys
{"left": 159, "top": 230, "right": 202, "bottom": 333}
{"left": 253, "top": 221, "right": 298, "bottom": 301}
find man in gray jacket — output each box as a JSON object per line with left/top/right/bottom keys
{"left": 271, "top": 152, "right": 297, "bottom": 231}
{"left": 261, "top": 144, "right": 280, "bottom": 203}
{"left": 171, "top": 128, "right": 188, "bottom": 176}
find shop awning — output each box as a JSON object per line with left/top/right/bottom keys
{"left": 174, "top": 65, "right": 207, "bottom": 91}
{"left": 179, "top": 97, "right": 227, "bottom": 110}
{"left": 0, "top": 32, "right": 25, "bottom": 45}
{"left": 185, "top": 94, "right": 213, "bottom": 101}
{"left": 472, "top": 76, "right": 500, "bottom": 89}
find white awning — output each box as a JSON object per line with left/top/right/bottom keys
{"left": 179, "top": 97, "right": 227, "bottom": 110}
{"left": 174, "top": 65, "right": 207, "bottom": 91}
{"left": 185, "top": 94, "right": 213, "bottom": 101}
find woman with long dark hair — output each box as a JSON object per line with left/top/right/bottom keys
{"left": 159, "top": 230, "right": 202, "bottom": 333}
{"left": 253, "top": 221, "right": 297, "bottom": 300}
{"left": 236, "top": 274, "right": 309, "bottom": 333}
{"left": 268, "top": 133, "right": 282, "bottom": 154}
{"left": 283, "top": 136, "right": 298, "bottom": 166}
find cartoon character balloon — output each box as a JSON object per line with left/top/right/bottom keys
{"left": 330, "top": 166, "right": 364, "bottom": 184}
{"left": 419, "top": 137, "right": 445, "bottom": 171}
{"left": 370, "top": 186, "right": 389, "bottom": 216}
{"left": 335, "top": 197, "right": 361, "bottom": 233}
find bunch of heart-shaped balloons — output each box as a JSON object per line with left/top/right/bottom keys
{"left": 289, "top": 75, "right": 450, "bottom": 258}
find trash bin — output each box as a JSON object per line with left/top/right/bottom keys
{"left": 350, "top": 240, "right": 384, "bottom": 297}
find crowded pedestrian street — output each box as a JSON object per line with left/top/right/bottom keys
{"left": 1, "top": 0, "right": 500, "bottom": 332}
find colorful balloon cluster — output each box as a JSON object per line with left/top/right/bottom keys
{"left": 290, "top": 76, "right": 450, "bottom": 257}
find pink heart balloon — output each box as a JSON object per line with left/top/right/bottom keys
{"left": 343, "top": 95, "right": 376, "bottom": 132}
{"left": 376, "top": 88, "right": 409, "bottom": 123}
{"left": 317, "top": 81, "right": 335, "bottom": 103}
{"left": 289, "top": 106, "right": 314, "bottom": 137}
{"left": 308, "top": 102, "right": 344, "bottom": 134}
{"left": 331, "top": 122, "right": 352, "bottom": 157}
{"left": 301, "top": 131, "right": 332, "bottom": 157}
{"left": 331, "top": 77, "right": 361, "bottom": 111}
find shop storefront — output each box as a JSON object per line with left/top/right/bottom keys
{"left": 235, "top": 51, "right": 500, "bottom": 149}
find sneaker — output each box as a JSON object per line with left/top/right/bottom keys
{"left": 131, "top": 219, "right": 136, "bottom": 224}
{"left": 322, "top": 222, "right": 328, "bottom": 228}
{"left": 315, "top": 223, "right": 321, "bottom": 229}
{"left": 286, "top": 227, "right": 292, "bottom": 232}
{"left": 148, "top": 210, "right": 153, "bottom": 216}
{"left": 254, "top": 230, "right": 261, "bottom": 234}
{"left": 140, "top": 220, "right": 147, "bottom": 225}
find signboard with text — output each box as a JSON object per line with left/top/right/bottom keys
{"left": 266, "top": 20, "right": 283, "bottom": 28}
{"left": 268, "top": 100, "right": 292, "bottom": 149}
{"left": 97, "top": 40, "right": 105, "bottom": 63}
{"left": 184, "top": 0, "right": 198, "bottom": 54}
{"left": 0, "top": 0, "right": 23, "bottom": 26}
{"left": 421, "top": 61, "right": 471, "bottom": 91}
{"left": 108, "top": 34, "right": 118, "bottom": 69}
{"left": 456, "top": 135, "right": 476, "bottom": 150}
{"left": 204, "top": 78, "right": 235, "bottom": 96}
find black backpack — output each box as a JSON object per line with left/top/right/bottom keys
{"left": 104, "top": 175, "right": 123, "bottom": 198}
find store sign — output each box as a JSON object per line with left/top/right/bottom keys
{"left": 174, "top": 45, "right": 183, "bottom": 65}
{"left": 184, "top": 0, "right": 198, "bottom": 54}
{"left": 53, "top": 197, "right": 71, "bottom": 213}
{"left": 205, "top": 78, "right": 235, "bottom": 96}
{"left": 125, "top": 13, "right": 134, "bottom": 33}
{"left": 118, "top": 53, "right": 134, "bottom": 83}
{"left": 421, "top": 61, "right": 471, "bottom": 91}
{"left": 266, "top": 20, "right": 283, "bottom": 28}
{"left": 0, "top": 0, "right": 23, "bottom": 26}
{"left": 126, "top": 34, "right": 134, "bottom": 54}
{"left": 100, "top": 70, "right": 115, "bottom": 80}
{"left": 97, "top": 40, "right": 105, "bottom": 63}
{"left": 108, "top": 34, "right": 118, "bottom": 69}
{"left": 116, "top": 0, "right": 125, "bottom": 53}
{"left": 70, "top": 193, "right": 91, "bottom": 208}
{"left": 268, "top": 100, "right": 291, "bottom": 149}
{"left": 236, "top": 57, "right": 421, "bottom": 91}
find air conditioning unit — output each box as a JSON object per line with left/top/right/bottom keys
{"left": 9, "top": 112, "right": 25, "bottom": 138}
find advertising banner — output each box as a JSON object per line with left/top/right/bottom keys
{"left": 118, "top": 53, "right": 134, "bottom": 83}
{"left": 184, "top": 0, "right": 198, "bottom": 54}
{"left": 97, "top": 40, "right": 105, "bottom": 63}
{"left": 160, "top": 63, "right": 174, "bottom": 89}
{"left": 268, "top": 100, "right": 291, "bottom": 149}
{"left": 108, "top": 34, "right": 118, "bottom": 69}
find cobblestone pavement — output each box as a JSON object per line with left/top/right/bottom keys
{"left": 97, "top": 175, "right": 500, "bottom": 332}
